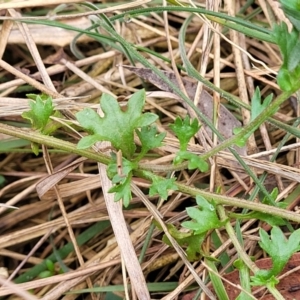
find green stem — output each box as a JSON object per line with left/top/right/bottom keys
{"left": 0, "top": 123, "right": 111, "bottom": 165}
{"left": 2, "top": 122, "right": 300, "bottom": 223}
{"left": 137, "top": 169, "right": 300, "bottom": 223}
{"left": 217, "top": 206, "right": 285, "bottom": 300}
{"left": 216, "top": 206, "right": 258, "bottom": 273}
{"left": 176, "top": 180, "right": 300, "bottom": 224}
{"left": 200, "top": 88, "right": 300, "bottom": 160}
{"left": 266, "top": 283, "right": 286, "bottom": 300}
{"left": 18, "top": 15, "right": 300, "bottom": 141}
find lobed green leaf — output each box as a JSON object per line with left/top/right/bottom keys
{"left": 182, "top": 196, "right": 224, "bottom": 234}
{"left": 76, "top": 90, "right": 157, "bottom": 158}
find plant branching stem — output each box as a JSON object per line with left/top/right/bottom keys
{"left": 2, "top": 122, "right": 300, "bottom": 224}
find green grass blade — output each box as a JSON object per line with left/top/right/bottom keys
{"left": 111, "top": 6, "right": 274, "bottom": 43}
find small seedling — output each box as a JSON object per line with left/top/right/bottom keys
{"left": 76, "top": 90, "right": 164, "bottom": 206}
{"left": 22, "top": 94, "right": 54, "bottom": 132}
{"left": 233, "top": 87, "right": 274, "bottom": 148}
{"left": 135, "top": 125, "right": 166, "bottom": 161}
{"left": 251, "top": 226, "right": 300, "bottom": 285}
{"left": 169, "top": 116, "right": 200, "bottom": 151}
{"left": 75, "top": 89, "right": 185, "bottom": 205}
{"left": 38, "top": 259, "right": 55, "bottom": 279}
{"left": 169, "top": 116, "right": 208, "bottom": 172}
{"left": 272, "top": 21, "right": 300, "bottom": 91}
{"left": 22, "top": 94, "right": 59, "bottom": 154}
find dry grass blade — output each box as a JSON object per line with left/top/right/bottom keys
{"left": 0, "top": 276, "right": 39, "bottom": 300}
{"left": 7, "top": 17, "right": 93, "bottom": 47}
{"left": 131, "top": 183, "right": 217, "bottom": 300}
{"left": 98, "top": 145, "right": 151, "bottom": 300}
{"left": 0, "top": 0, "right": 152, "bottom": 18}
{"left": 0, "top": 0, "right": 89, "bottom": 10}
{"left": 0, "top": 59, "right": 61, "bottom": 98}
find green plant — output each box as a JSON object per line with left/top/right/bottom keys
{"left": 37, "top": 258, "right": 65, "bottom": 280}
{"left": 75, "top": 91, "right": 210, "bottom": 206}
{"left": 2, "top": 1, "right": 300, "bottom": 299}
{"left": 181, "top": 196, "right": 225, "bottom": 234}
{"left": 22, "top": 94, "right": 54, "bottom": 133}
{"left": 233, "top": 259, "right": 252, "bottom": 300}
{"left": 38, "top": 259, "right": 55, "bottom": 279}
{"left": 170, "top": 116, "right": 208, "bottom": 171}
{"left": 21, "top": 94, "right": 63, "bottom": 154}
{"left": 76, "top": 90, "right": 157, "bottom": 157}
{"left": 233, "top": 87, "right": 274, "bottom": 147}
{"left": 251, "top": 227, "right": 300, "bottom": 285}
